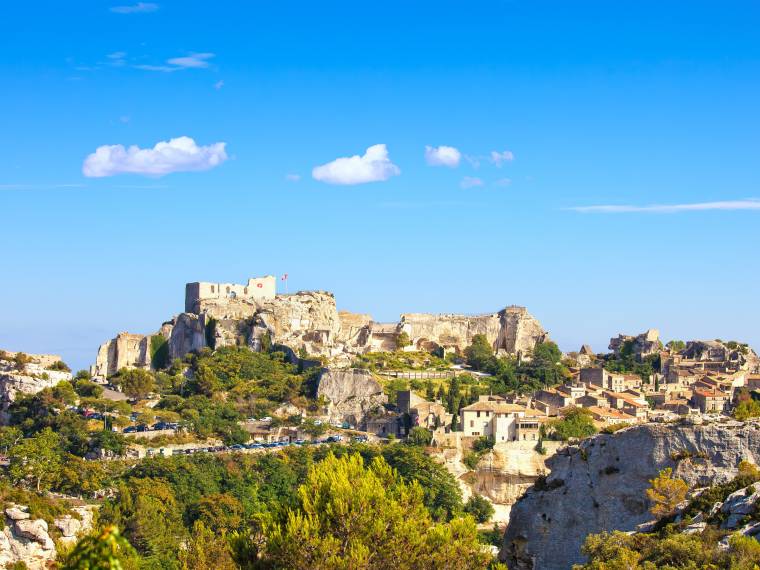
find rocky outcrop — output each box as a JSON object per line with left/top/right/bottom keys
{"left": 681, "top": 340, "right": 759, "bottom": 371}
{"left": 0, "top": 352, "right": 71, "bottom": 421}
{"left": 92, "top": 332, "right": 151, "bottom": 378}
{"left": 92, "top": 279, "right": 550, "bottom": 375}
{"left": 609, "top": 328, "right": 661, "bottom": 359}
{"left": 400, "top": 306, "right": 547, "bottom": 357}
{"left": 316, "top": 368, "right": 388, "bottom": 427}
{"left": 0, "top": 504, "right": 95, "bottom": 569}
{"left": 501, "top": 419, "right": 760, "bottom": 570}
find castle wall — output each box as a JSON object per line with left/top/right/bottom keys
{"left": 185, "top": 276, "right": 276, "bottom": 313}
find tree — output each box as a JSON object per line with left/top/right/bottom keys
{"left": 464, "top": 335, "right": 494, "bottom": 371}
{"left": 180, "top": 521, "right": 237, "bottom": 570}
{"left": 646, "top": 467, "right": 688, "bottom": 519}
{"left": 62, "top": 525, "right": 138, "bottom": 570}
{"left": 425, "top": 380, "right": 436, "bottom": 401}
{"left": 396, "top": 331, "right": 411, "bottom": 351}
{"left": 9, "top": 427, "right": 63, "bottom": 491}
{"left": 735, "top": 399, "right": 760, "bottom": 421}
{"left": 115, "top": 369, "right": 155, "bottom": 400}
{"left": 464, "top": 494, "right": 494, "bottom": 523}
{"left": 545, "top": 407, "right": 597, "bottom": 441}
{"left": 450, "top": 411, "right": 459, "bottom": 432}
{"left": 0, "top": 426, "right": 22, "bottom": 454}
{"left": 258, "top": 453, "right": 491, "bottom": 569}
{"left": 407, "top": 427, "right": 433, "bottom": 447}
{"left": 666, "top": 340, "right": 686, "bottom": 352}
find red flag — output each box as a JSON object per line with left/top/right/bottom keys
{"left": 281, "top": 273, "right": 288, "bottom": 281}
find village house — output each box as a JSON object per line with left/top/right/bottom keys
{"left": 581, "top": 368, "right": 643, "bottom": 392}
{"left": 586, "top": 406, "right": 637, "bottom": 426}
{"left": 460, "top": 397, "right": 547, "bottom": 442}
{"left": 691, "top": 388, "right": 731, "bottom": 414}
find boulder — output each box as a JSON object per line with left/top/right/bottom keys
{"left": 15, "top": 519, "right": 54, "bottom": 550}
{"left": 4, "top": 507, "right": 30, "bottom": 521}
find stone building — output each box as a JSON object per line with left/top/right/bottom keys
{"left": 460, "top": 397, "right": 546, "bottom": 442}
{"left": 185, "top": 276, "right": 276, "bottom": 313}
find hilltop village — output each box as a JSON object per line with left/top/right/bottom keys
{"left": 1, "top": 275, "right": 760, "bottom": 569}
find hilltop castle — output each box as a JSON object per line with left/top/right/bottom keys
{"left": 92, "top": 275, "right": 549, "bottom": 378}
{"left": 185, "top": 275, "right": 276, "bottom": 313}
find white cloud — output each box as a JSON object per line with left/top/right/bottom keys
{"left": 424, "top": 145, "right": 461, "bottom": 167}
{"left": 285, "top": 174, "right": 301, "bottom": 182}
{"left": 493, "top": 178, "right": 512, "bottom": 187}
{"left": 568, "top": 199, "right": 760, "bottom": 214}
{"left": 110, "top": 2, "right": 159, "bottom": 14}
{"left": 312, "top": 144, "right": 400, "bottom": 185}
{"left": 82, "top": 136, "right": 227, "bottom": 177}
{"left": 490, "top": 150, "right": 514, "bottom": 167}
{"left": 214, "top": 80, "right": 224, "bottom": 90}
{"left": 460, "top": 176, "right": 484, "bottom": 189}
{"left": 135, "top": 53, "right": 215, "bottom": 72}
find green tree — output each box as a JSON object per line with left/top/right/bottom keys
{"left": 259, "top": 453, "right": 491, "bottom": 569}
{"left": 646, "top": 467, "right": 688, "bottom": 519}
{"left": 464, "top": 494, "right": 494, "bottom": 523}
{"left": 735, "top": 399, "right": 760, "bottom": 421}
{"left": 179, "top": 521, "right": 237, "bottom": 570}
{"left": 407, "top": 426, "right": 433, "bottom": 447}
{"left": 62, "top": 525, "right": 138, "bottom": 570}
{"left": 464, "top": 335, "right": 494, "bottom": 371}
{"left": 115, "top": 369, "right": 155, "bottom": 400}
{"left": 0, "top": 425, "right": 22, "bottom": 454}
{"left": 9, "top": 427, "right": 63, "bottom": 491}
{"left": 396, "top": 331, "right": 411, "bottom": 350}
{"left": 545, "top": 407, "right": 597, "bottom": 441}
{"left": 425, "top": 380, "right": 436, "bottom": 401}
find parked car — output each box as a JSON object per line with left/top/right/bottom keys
{"left": 123, "top": 426, "right": 137, "bottom": 434}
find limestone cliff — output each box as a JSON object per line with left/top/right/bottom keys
{"left": 501, "top": 419, "right": 760, "bottom": 570}
{"left": 401, "top": 306, "right": 547, "bottom": 357}
{"left": 0, "top": 352, "right": 71, "bottom": 420}
{"left": 316, "top": 368, "right": 388, "bottom": 427}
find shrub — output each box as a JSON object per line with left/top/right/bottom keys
{"left": 464, "top": 494, "right": 494, "bottom": 523}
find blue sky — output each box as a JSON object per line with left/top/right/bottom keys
{"left": 2, "top": 1, "right": 760, "bottom": 371}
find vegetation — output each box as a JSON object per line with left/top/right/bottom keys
{"left": 646, "top": 468, "right": 688, "bottom": 519}
{"left": 574, "top": 529, "right": 760, "bottom": 569}
{"left": 407, "top": 426, "right": 433, "bottom": 446}
{"left": 149, "top": 335, "right": 169, "bottom": 370}
{"left": 464, "top": 334, "right": 571, "bottom": 394}
{"left": 735, "top": 399, "right": 760, "bottom": 421}
{"left": 256, "top": 453, "right": 491, "bottom": 569}
{"left": 544, "top": 407, "right": 597, "bottom": 441}
{"left": 464, "top": 494, "right": 495, "bottom": 523}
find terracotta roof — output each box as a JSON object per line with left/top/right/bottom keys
{"left": 461, "top": 401, "right": 528, "bottom": 413}
{"left": 693, "top": 388, "right": 729, "bottom": 398}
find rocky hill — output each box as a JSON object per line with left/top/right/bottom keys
{"left": 92, "top": 281, "right": 549, "bottom": 378}
{"left": 500, "top": 418, "right": 760, "bottom": 570}
{"left": 0, "top": 351, "right": 72, "bottom": 421}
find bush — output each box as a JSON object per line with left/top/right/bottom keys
{"left": 463, "top": 451, "right": 481, "bottom": 470}
{"left": 48, "top": 360, "right": 71, "bottom": 372}
{"left": 406, "top": 427, "right": 432, "bottom": 447}
{"left": 464, "top": 494, "right": 494, "bottom": 523}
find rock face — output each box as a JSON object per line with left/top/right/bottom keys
{"left": 92, "top": 278, "right": 551, "bottom": 377}
{"left": 0, "top": 352, "right": 71, "bottom": 421}
{"left": 681, "top": 340, "right": 760, "bottom": 371}
{"left": 609, "top": 328, "right": 661, "bottom": 359}
{"left": 316, "top": 368, "right": 388, "bottom": 427}
{"left": 400, "top": 306, "right": 547, "bottom": 357}
{"left": 0, "top": 504, "right": 95, "bottom": 569}
{"left": 92, "top": 332, "right": 151, "bottom": 378}
{"left": 500, "top": 420, "right": 760, "bottom": 570}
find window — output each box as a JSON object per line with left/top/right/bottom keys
{"left": 210, "top": 285, "right": 215, "bottom": 293}
{"left": 244, "top": 287, "right": 248, "bottom": 294}
{"left": 470, "top": 420, "right": 474, "bottom": 428}
{"left": 477, "top": 411, "right": 481, "bottom": 418}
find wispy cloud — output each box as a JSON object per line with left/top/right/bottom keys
{"left": 490, "top": 150, "right": 514, "bottom": 167}
{"left": 460, "top": 176, "right": 484, "bottom": 189}
{"left": 214, "top": 80, "right": 224, "bottom": 90}
{"left": 568, "top": 199, "right": 760, "bottom": 214}
{"left": 425, "top": 145, "right": 461, "bottom": 167}
{"left": 135, "top": 52, "right": 215, "bottom": 72}
{"left": 312, "top": 144, "right": 400, "bottom": 185}
{"left": 0, "top": 183, "right": 86, "bottom": 190}
{"left": 110, "top": 2, "right": 159, "bottom": 14}
{"left": 82, "top": 136, "right": 227, "bottom": 177}
{"left": 106, "top": 51, "right": 127, "bottom": 67}
{"left": 285, "top": 174, "right": 301, "bottom": 182}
